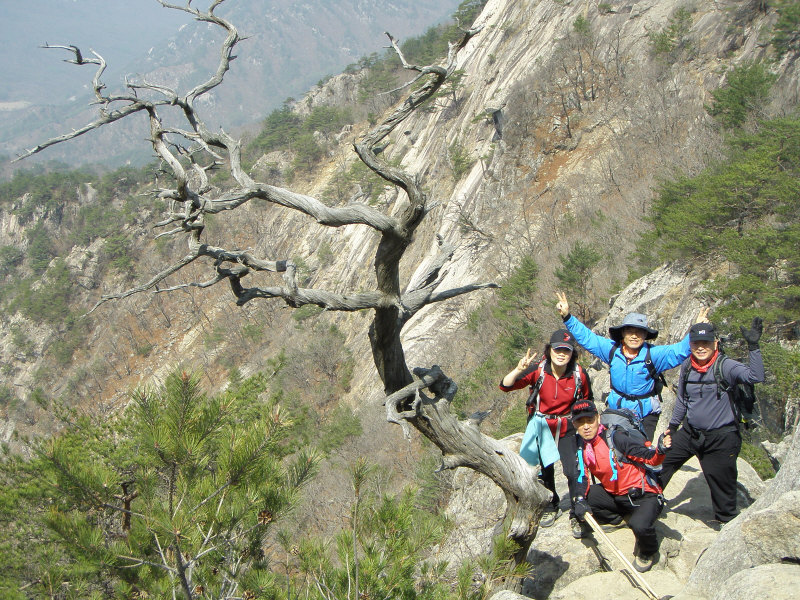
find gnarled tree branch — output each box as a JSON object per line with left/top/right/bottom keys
{"left": 24, "top": 3, "right": 543, "bottom": 592}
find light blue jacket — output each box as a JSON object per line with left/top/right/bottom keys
{"left": 564, "top": 314, "right": 691, "bottom": 416}
{"left": 519, "top": 414, "right": 560, "bottom": 468}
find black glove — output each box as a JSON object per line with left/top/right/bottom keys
{"left": 573, "top": 496, "right": 591, "bottom": 520}
{"left": 657, "top": 433, "right": 670, "bottom": 454}
{"left": 741, "top": 316, "right": 763, "bottom": 350}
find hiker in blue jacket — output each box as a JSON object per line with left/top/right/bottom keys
{"left": 556, "top": 291, "right": 709, "bottom": 440}
{"left": 659, "top": 319, "right": 765, "bottom": 526}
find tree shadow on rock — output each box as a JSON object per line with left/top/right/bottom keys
{"left": 522, "top": 538, "right": 612, "bottom": 600}
{"left": 522, "top": 548, "right": 570, "bottom": 600}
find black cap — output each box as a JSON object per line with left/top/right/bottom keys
{"left": 690, "top": 323, "right": 716, "bottom": 342}
{"left": 550, "top": 329, "right": 576, "bottom": 351}
{"left": 571, "top": 400, "right": 598, "bottom": 421}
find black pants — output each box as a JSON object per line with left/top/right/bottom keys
{"left": 539, "top": 421, "right": 580, "bottom": 517}
{"left": 587, "top": 486, "right": 663, "bottom": 556}
{"left": 659, "top": 424, "right": 741, "bottom": 522}
{"left": 641, "top": 412, "right": 660, "bottom": 442}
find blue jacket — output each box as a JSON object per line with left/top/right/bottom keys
{"left": 564, "top": 314, "right": 691, "bottom": 416}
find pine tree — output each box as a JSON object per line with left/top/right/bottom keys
{"left": 1, "top": 370, "right": 319, "bottom": 599}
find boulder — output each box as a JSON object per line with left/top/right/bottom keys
{"left": 762, "top": 435, "right": 792, "bottom": 470}
{"left": 711, "top": 563, "right": 800, "bottom": 600}
{"left": 488, "top": 592, "right": 528, "bottom": 600}
{"left": 680, "top": 425, "right": 800, "bottom": 598}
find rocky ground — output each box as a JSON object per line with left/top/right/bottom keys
{"left": 435, "top": 431, "right": 799, "bottom": 600}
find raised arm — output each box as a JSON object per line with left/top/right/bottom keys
{"left": 556, "top": 292, "right": 614, "bottom": 363}
{"left": 501, "top": 348, "right": 538, "bottom": 389}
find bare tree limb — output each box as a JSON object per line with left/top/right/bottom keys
{"left": 23, "top": 4, "right": 544, "bottom": 592}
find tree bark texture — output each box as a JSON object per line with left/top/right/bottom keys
{"left": 22, "top": 1, "right": 550, "bottom": 590}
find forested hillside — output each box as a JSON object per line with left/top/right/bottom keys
{"left": 1, "top": 0, "right": 799, "bottom": 598}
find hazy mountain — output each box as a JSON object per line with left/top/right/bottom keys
{"left": 0, "top": 0, "right": 462, "bottom": 168}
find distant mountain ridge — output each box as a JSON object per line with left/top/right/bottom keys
{"left": 1, "top": 0, "right": 461, "bottom": 168}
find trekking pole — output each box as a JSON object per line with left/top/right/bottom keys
{"left": 583, "top": 513, "right": 661, "bottom": 600}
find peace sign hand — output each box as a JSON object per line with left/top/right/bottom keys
{"left": 695, "top": 306, "right": 711, "bottom": 324}
{"left": 517, "top": 348, "right": 536, "bottom": 371}
{"left": 555, "top": 291, "right": 570, "bottom": 318}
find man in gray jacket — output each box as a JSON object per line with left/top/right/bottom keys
{"left": 659, "top": 318, "right": 765, "bottom": 525}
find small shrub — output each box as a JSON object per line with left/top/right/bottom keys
{"left": 649, "top": 7, "right": 695, "bottom": 59}
{"left": 0, "top": 246, "right": 24, "bottom": 277}
{"left": 573, "top": 15, "right": 591, "bottom": 36}
{"left": 449, "top": 141, "right": 474, "bottom": 181}
{"left": 740, "top": 441, "right": 776, "bottom": 480}
{"left": 493, "top": 396, "right": 528, "bottom": 439}
{"left": 317, "top": 405, "right": 362, "bottom": 454}
{"left": 291, "top": 304, "right": 323, "bottom": 323}
{"left": 707, "top": 63, "right": 775, "bottom": 129}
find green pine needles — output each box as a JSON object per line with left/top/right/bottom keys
{"left": 3, "top": 370, "right": 319, "bottom": 599}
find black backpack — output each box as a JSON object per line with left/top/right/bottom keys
{"left": 679, "top": 354, "right": 761, "bottom": 430}
{"left": 525, "top": 359, "right": 586, "bottom": 421}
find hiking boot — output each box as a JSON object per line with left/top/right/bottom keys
{"left": 570, "top": 517, "right": 588, "bottom": 539}
{"left": 540, "top": 507, "right": 562, "bottom": 528}
{"left": 633, "top": 551, "right": 658, "bottom": 573}
{"left": 707, "top": 519, "right": 725, "bottom": 532}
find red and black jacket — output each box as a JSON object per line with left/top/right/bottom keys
{"left": 578, "top": 427, "right": 665, "bottom": 496}
{"left": 500, "top": 360, "right": 593, "bottom": 438}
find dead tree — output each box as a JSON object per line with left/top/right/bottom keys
{"left": 18, "top": 0, "right": 550, "bottom": 590}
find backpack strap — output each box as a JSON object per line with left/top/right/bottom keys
{"left": 604, "top": 428, "right": 620, "bottom": 481}
{"left": 644, "top": 344, "right": 667, "bottom": 398}
{"left": 525, "top": 359, "right": 548, "bottom": 418}
{"left": 577, "top": 439, "right": 587, "bottom": 483}
{"left": 712, "top": 354, "right": 741, "bottom": 430}
{"left": 678, "top": 357, "right": 691, "bottom": 400}
{"left": 572, "top": 364, "right": 585, "bottom": 402}
{"left": 608, "top": 341, "right": 621, "bottom": 364}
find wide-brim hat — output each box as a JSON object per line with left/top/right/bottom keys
{"left": 608, "top": 312, "right": 658, "bottom": 342}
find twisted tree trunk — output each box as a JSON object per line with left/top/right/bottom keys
{"left": 21, "top": 0, "right": 550, "bottom": 591}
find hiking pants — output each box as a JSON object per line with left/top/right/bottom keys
{"left": 539, "top": 421, "right": 580, "bottom": 517}
{"left": 659, "top": 424, "right": 741, "bottom": 522}
{"left": 641, "top": 412, "right": 660, "bottom": 442}
{"left": 587, "top": 486, "right": 663, "bottom": 556}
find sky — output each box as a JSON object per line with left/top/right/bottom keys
{"left": 0, "top": 0, "right": 187, "bottom": 106}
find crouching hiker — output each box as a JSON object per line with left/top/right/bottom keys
{"left": 571, "top": 400, "right": 671, "bottom": 573}
{"left": 556, "top": 291, "right": 710, "bottom": 441}
{"left": 659, "top": 318, "right": 765, "bottom": 527}
{"left": 500, "top": 329, "right": 593, "bottom": 537}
